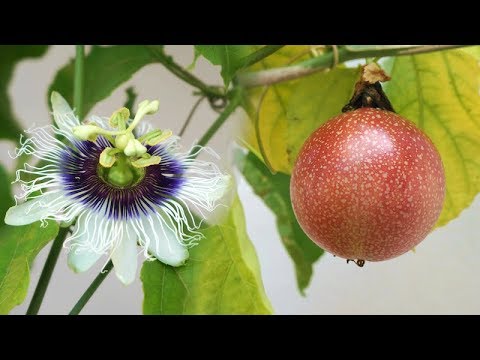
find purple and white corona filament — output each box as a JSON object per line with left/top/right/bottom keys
{"left": 4, "top": 92, "right": 231, "bottom": 285}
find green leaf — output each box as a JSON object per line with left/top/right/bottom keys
{"left": 186, "top": 47, "right": 202, "bottom": 71}
{"left": 236, "top": 151, "right": 323, "bottom": 294}
{"left": 195, "top": 45, "right": 254, "bottom": 86}
{"left": 0, "top": 165, "right": 13, "bottom": 220}
{"left": 141, "top": 196, "right": 273, "bottom": 314}
{"left": 243, "top": 64, "right": 359, "bottom": 174}
{"left": 0, "top": 164, "right": 59, "bottom": 314}
{"left": 49, "top": 45, "right": 159, "bottom": 118}
{"left": 0, "top": 46, "right": 49, "bottom": 140}
{"left": 382, "top": 49, "right": 480, "bottom": 227}
{"left": 0, "top": 222, "right": 59, "bottom": 314}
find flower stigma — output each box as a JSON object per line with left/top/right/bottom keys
{"left": 74, "top": 100, "right": 168, "bottom": 188}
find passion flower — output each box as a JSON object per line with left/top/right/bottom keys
{"left": 5, "top": 92, "right": 231, "bottom": 284}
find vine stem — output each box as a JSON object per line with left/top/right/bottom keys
{"left": 69, "top": 261, "right": 114, "bottom": 315}
{"left": 25, "top": 45, "right": 85, "bottom": 315}
{"left": 239, "top": 45, "right": 285, "bottom": 68}
{"left": 146, "top": 46, "right": 225, "bottom": 100}
{"left": 74, "top": 45, "right": 85, "bottom": 119}
{"left": 26, "top": 227, "right": 70, "bottom": 315}
{"left": 237, "top": 45, "right": 466, "bottom": 88}
{"left": 179, "top": 96, "right": 205, "bottom": 137}
{"left": 196, "top": 88, "right": 243, "bottom": 149}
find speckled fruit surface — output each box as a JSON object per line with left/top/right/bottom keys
{"left": 290, "top": 108, "right": 445, "bottom": 262}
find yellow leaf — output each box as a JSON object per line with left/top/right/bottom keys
{"left": 242, "top": 61, "right": 359, "bottom": 174}
{"left": 382, "top": 50, "right": 480, "bottom": 227}
{"left": 241, "top": 46, "right": 312, "bottom": 173}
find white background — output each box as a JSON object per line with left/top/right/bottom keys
{"left": 4, "top": 45, "right": 480, "bottom": 314}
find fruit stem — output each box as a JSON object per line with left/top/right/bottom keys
{"left": 347, "top": 259, "right": 366, "bottom": 267}
{"left": 342, "top": 63, "right": 395, "bottom": 113}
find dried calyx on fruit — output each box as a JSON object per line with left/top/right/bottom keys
{"left": 290, "top": 63, "right": 446, "bottom": 267}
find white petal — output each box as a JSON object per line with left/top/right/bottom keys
{"left": 67, "top": 215, "right": 103, "bottom": 273}
{"left": 208, "top": 174, "right": 232, "bottom": 203}
{"left": 51, "top": 91, "right": 79, "bottom": 132}
{"left": 111, "top": 224, "right": 138, "bottom": 285}
{"left": 140, "top": 214, "right": 189, "bottom": 267}
{"left": 179, "top": 157, "right": 232, "bottom": 211}
{"left": 89, "top": 115, "right": 112, "bottom": 130}
{"left": 4, "top": 192, "right": 65, "bottom": 226}
{"left": 68, "top": 246, "right": 103, "bottom": 274}
{"left": 134, "top": 121, "right": 153, "bottom": 137}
